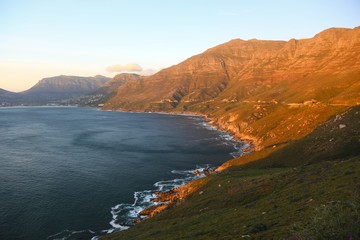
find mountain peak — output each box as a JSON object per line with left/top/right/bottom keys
{"left": 315, "top": 26, "right": 352, "bottom": 36}
{"left": 312, "top": 26, "right": 360, "bottom": 42}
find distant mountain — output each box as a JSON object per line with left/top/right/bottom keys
{"left": 104, "top": 26, "right": 360, "bottom": 148}
{"left": 21, "top": 75, "right": 110, "bottom": 103}
{"left": 0, "top": 75, "right": 111, "bottom": 106}
{"left": 0, "top": 88, "right": 19, "bottom": 106}
{"left": 59, "top": 73, "right": 142, "bottom": 106}
{"left": 0, "top": 88, "right": 14, "bottom": 96}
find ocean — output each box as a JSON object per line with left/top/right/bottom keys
{"left": 0, "top": 107, "right": 244, "bottom": 240}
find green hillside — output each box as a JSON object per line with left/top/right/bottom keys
{"left": 102, "top": 106, "right": 360, "bottom": 239}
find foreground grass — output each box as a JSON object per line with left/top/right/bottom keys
{"left": 103, "top": 158, "right": 359, "bottom": 239}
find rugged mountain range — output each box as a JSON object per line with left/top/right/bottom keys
{"left": 104, "top": 26, "right": 360, "bottom": 148}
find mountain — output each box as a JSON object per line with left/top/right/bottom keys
{"left": 21, "top": 75, "right": 111, "bottom": 103}
{"left": 104, "top": 26, "right": 360, "bottom": 149}
{"left": 24, "top": 75, "right": 110, "bottom": 95}
{"left": 57, "top": 73, "right": 143, "bottom": 107}
{"left": 0, "top": 75, "right": 111, "bottom": 106}
{"left": 0, "top": 88, "right": 19, "bottom": 106}
{"left": 103, "top": 27, "right": 360, "bottom": 238}
{"left": 0, "top": 88, "right": 15, "bottom": 96}
{"left": 95, "top": 73, "right": 143, "bottom": 95}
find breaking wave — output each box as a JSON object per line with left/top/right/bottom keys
{"left": 106, "top": 164, "right": 214, "bottom": 234}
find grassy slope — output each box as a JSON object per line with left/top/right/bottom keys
{"left": 102, "top": 106, "right": 360, "bottom": 240}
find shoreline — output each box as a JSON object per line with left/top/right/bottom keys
{"left": 99, "top": 107, "right": 254, "bottom": 237}
{"left": 134, "top": 166, "right": 216, "bottom": 221}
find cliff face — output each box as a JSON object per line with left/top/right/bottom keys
{"left": 105, "top": 27, "right": 360, "bottom": 148}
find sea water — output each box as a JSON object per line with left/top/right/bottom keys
{"left": 0, "top": 107, "right": 243, "bottom": 240}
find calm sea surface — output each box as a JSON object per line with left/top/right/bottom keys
{"left": 0, "top": 107, "right": 242, "bottom": 240}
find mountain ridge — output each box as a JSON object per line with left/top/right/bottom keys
{"left": 0, "top": 75, "right": 112, "bottom": 105}
{"left": 23, "top": 75, "right": 110, "bottom": 95}
{"left": 104, "top": 26, "right": 360, "bottom": 149}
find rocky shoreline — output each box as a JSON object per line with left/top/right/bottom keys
{"left": 135, "top": 167, "right": 216, "bottom": 222}
{"left": 101, "top": 107, "right": 253, "bottom": 229}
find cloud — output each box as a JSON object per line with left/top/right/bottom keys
{"left": 124, "top": 63, "right": 143, "bottom": 72}
{"left": 106, "top": 63, "right": 143, "bottom": 73}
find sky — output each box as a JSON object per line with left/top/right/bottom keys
{"left": 0, "top": 0, "right": 359, "bottom": 92}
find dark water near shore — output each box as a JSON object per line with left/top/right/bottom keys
{"left": 0, "top": 107, "right": 243, "bottom": 240}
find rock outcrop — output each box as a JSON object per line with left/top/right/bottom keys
{"left": 137, "top": 177, "right": 209, "bottom": 220}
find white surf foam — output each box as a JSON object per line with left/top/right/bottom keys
{"left": 104, "top": 164, "right": 216, "bottom": 235}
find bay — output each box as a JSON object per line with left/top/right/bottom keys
{"left": 0, "top": 107, "right": 242, "bottom": 240}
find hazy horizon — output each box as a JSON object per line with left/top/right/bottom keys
{"left": 1, "top": 0, "right": 359, "bottom": 92}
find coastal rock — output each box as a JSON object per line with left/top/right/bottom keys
{"left": 152, "top": 190, "right": 177, "bottom": 202}
{"left": 138, "top": 177, "right": 209, "bottom": 219}
{"left": 139, "top": 204, "right": 169, "bottom": 217}
{"left": 193, "top": 166, "right": 215, "bottom": 176}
